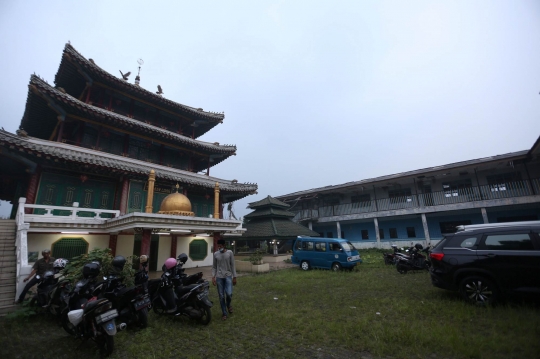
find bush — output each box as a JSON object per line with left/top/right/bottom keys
{"left": 249, "top": 249, "right": 265, "bottom": 265}
{"left": 62, "top": 248, "right": 138, "bottom": 287}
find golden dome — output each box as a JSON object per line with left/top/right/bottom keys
{"left": 158, "top": 186, "right": 194, "bottom": 216}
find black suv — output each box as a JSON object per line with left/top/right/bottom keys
{"left": 429, "top": 221, "right": 540, "bottom": 305}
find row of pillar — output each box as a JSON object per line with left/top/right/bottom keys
{"left": 327, "top": 207, "right": 490, "bottom": 246}
{"left": 107, "top": 230, "right": 222, "bottom": 261}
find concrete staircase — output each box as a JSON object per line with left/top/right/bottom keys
{"left": 0, "top": 219, "right": 17, "bottom": 316}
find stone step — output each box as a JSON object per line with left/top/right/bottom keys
{"left": 0, "top": 268, "right": 17, "bottom": 280}
{"left": 0, "top": 278, "right": 16, "bottom": 287}
{"left": 0, "top": 304, "right": 18, "bottom": 316}
{"left": 0, "top": 253, "right": 16, "bottom": 259}
{"left": 0, "top": 288, "right": 16, "bottom": 301}
{"left": 0, "top": 268, "right": 16, "bottom": 276}
{"left": 0, "top": 253, "right": 16, "bottom": 260}
{"left": 0, "top": 260, "right": 16, "bottom": 268}
{"left": 0, "top": 307, "right": 18, "bottom": 316}
{"left": 0, "top": 282, "right": 16, "bottom": 290}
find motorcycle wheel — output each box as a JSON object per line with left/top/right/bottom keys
{"left": 137, "top": 307, "right": 148, "bottom": 328}
{"left": 98, "top": 334, "right": 114, "bottom": 357}
{"left": 152, "top": 298, "right": 166, "bottom": 315}
{"left": 198, "top": 304, "right": 212, "bottom": 325}
{"left": 61, "top": 310, "right": 77, "bottom": 336}
{"left": 396, "top": 263, "right": 408, "bottom": 274}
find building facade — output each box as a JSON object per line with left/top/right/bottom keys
{"left": 0, "top": 44, "right": 257, "bottom": 300}
{"left": 275, "top": 138, "right": 540, "bottom": 249}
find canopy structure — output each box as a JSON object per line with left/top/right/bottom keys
{"left": 233, "top": 196, "right": 319, "bottom": 241}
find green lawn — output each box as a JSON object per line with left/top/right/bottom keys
{"left": 2, "top": 250, "right": 539, "bottom": 359}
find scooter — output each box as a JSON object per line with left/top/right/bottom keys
{"left": 92, "top": 255, "right": 150, "bottom": 329}
{"left": 396, "top": 244, "right": 431, "bottom": 274}
{"left": 149, "top": 257, "right": 213, "bottom": 325}
{"left": 62, "top": 262, "right": 119, "bottom": 356}
{"left": 382, "top": 245, "right": 402, "bottom": 265}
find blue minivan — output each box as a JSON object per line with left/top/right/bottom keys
{"left": 291, "top": 236, "right": 362, "bottom": 271}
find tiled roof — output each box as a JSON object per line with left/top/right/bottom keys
{"left": 248, "top": 195, "right": 289, "bottom": 209}
{"left": 239, "top": 218, "right": 320, "bottom": 239}
{"left": 25, "top": 75, "right": 236, "bottom": 156}
{"left": 0, "top": 130, "right": 257, "bottom": 195}
{"left": 275, "top": 150, "right": 530, "bottom": 200}
{"left": 244, "top": 207, "right": 295, "bottom": 219}
{"left": 57, "top": 44, "right": 224, "bottom": 122}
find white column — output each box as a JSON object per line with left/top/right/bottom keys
{"left": 336, "top": 221, "right": 341, "bottom": 238}
{"left": 481, "top": 208, "right": 489, "bottom": 224}
{"left": 374, "top": 217, "right": 380, "bottom": 248}
{"left": 308, "top": 221, "right": 313, "bottom": 230}
{"left": 421, "top": 213, "right": 431, "bottom": 245}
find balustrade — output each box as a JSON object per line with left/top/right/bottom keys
{"left": 290, "top": 178, "right": 539, "bottom": 220}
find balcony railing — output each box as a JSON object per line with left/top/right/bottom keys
{"left": 292, "top": 178, "right": 539, "bottom": 221}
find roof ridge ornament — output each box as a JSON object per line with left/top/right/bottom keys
{"left": 135, "top": 58, "right": 143, "bottom": 86}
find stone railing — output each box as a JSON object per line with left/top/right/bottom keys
{"left": 25, "top": 202, "right": 120, "bottom": 220}
{"left": 292, "top": 178, "right": 540, "bottom": 221}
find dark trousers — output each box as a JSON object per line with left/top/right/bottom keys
{"left": 18, "top": 276, "right": 39, "bottom": 302}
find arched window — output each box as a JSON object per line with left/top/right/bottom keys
{"left": 52, "top": 237, "right": 88, "bottom": 260}
{"left": 189, "top": 239, "right": 208, "bottom": 261}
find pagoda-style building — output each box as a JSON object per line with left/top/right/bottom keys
{"left": 0, "top": 43, "right": 257, "bottom": 292}
{"left": 234, "top": 196, "right": 319, "bottom": 253}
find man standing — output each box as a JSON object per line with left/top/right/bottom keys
{"left": 212, "top": 239, "right": 236, "bottom": 320}
{"left": 16, "top": 249, "right": 55, "bottom": 304}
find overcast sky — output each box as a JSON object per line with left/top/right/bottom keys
{"left": 1, "top": 0, "right": 539, "bottom": 219}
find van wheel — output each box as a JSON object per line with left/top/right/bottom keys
{"left": 331, "top": 263, "right": 342, "bottom": 272}
{"left": 300, "top": 261, "right": 310, "bottom": 271}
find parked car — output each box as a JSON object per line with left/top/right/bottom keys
{"left": 429, "top": 221, "right": 540, "bottom": 305}
{"left": 291, "top": 236, "right": 362, "bottom": 271}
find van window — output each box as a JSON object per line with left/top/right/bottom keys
{"left": 341, "top": 241, "right": 356, "bottom": 252}
{"left": 315, "top": 242, "right": 327, "bottom": 252}
{"left": 295, "top": 240, "right": 302, "bottom": 251}
{"left": 329, "top": 243, "right": 342, "bottom": 252}
{"left": 302, "top": 241, "right": 314, "bottom": 251}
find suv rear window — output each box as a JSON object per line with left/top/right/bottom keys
{"left": 445, "top": 235, "right": 478, "bottom": 248}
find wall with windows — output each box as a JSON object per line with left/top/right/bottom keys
{"left": 175, "top": 236, "right": 213, "bottom": 268}
{"left": 27, "top": 233, "right": 108, "bottom": 263}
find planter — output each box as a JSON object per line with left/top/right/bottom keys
{"left": 235, "top": 260, "right": 270, "bottom": 273}
{"left": 262, "top": 255, "right": 292, "bottom": 263}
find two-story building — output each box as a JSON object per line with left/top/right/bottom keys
{"left": 275, "top": 137, "right": 540, "bottom": 248}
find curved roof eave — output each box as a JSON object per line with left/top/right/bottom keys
{"left": 29, "top": 75, "right": 236, "bottom": 156}
{"left": 0, "top": 129, "right": 258, "bottom": 194}
{"left": 56, "top": 43, "right": 225, "bottom": 122}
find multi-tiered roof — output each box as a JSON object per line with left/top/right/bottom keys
{"left": 1, "top": 43, "right": 257, "bottom": 203}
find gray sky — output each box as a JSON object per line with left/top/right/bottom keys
{"left": 1, "top": 0, "right": 539, "bottom": 219}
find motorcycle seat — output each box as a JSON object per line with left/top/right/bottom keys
{"left": 83, "top": 298, "right": 109, "bottom": 313}
{"left": 176, "top": 284, "right": 198, "bottom": 296}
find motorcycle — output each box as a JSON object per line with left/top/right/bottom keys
{"left": 29, "top": 258, "right": 71, "bottom": 316}
{"left": 382, "top": 245, "right": 402, "bottom": 265}
{"left": 61, "top": 262, "right": 119, "bottom": 356}
{"left": 396, "top": 243, "right": 431, "bottom": 274}
{"left": 149, "top": 256, "right": 213, "bottom": 325}
{"left": 92, "top": 255, "right": 150, "bottom": 329}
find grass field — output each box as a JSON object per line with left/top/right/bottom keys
{"left": 1, "top": 249, "right": 539, "bottom": 359}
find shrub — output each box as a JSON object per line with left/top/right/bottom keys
{"left": 249, "top": 249, "right": 265, "bottom": 265}
{"left": 62, "top": 248, "right": 138, "bottom": 287}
